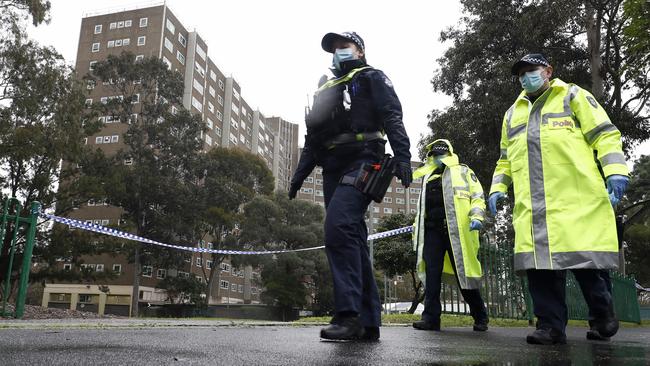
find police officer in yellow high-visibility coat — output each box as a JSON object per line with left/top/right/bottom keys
{"left": 412, "top": 139, "right": 488, "bottom": 331}
{"left": 488, "top": 54, "right": 630, "bottom": 345}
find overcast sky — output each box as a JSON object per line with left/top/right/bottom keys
{"left": 27, "top": 0, "right": 648, "bottom": 162}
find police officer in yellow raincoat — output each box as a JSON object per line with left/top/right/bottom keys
{"left": 488, "top": 54, "right": 630, "bottom": 345}
{"left": 412, "top": 139, "right": 488, "bottom": 331}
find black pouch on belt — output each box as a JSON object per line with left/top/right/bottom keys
{"left": 341, "top": 154, "right": 395, "bottom": 203}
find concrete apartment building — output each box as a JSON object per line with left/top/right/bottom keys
{"left": 43, "top": 3, "right": 299, "bottom": 315}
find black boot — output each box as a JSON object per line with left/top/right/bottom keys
{"left": 320, "top": 316, "right": 365, "bottom": 340}
{"left": 361, "top": 326, "right": 380, "bottom": 341}
{"left": 473, "top": 317, "right": 489, "bottom": 332}
{"left": 412, "top": 320, "right": 441, "bottom": 331}
{"left": 592, "top": 306, "right": 619, "bottom": 338}
{"left": 526, "top": 328, "right": 567, "bottom": 345}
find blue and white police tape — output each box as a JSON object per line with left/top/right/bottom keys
{"left": 41, "top": 212, "right": 414, "bottom": 255}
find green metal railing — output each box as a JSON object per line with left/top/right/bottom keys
{"left": 440, "top": 242, "right": 642, "bottom": 324}
{"left": 0, "top": 198, "right": 40, "bottom": 319}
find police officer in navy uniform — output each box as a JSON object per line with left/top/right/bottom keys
{"left": 289, "top": 31, "right": 412, "bottom": 341}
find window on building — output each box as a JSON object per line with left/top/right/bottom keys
{"left": 162, "top": 56, "right": 171, "bottom": 69}
{"left": 89, "top": 61, "right": 97, "bottom": 71}
{"left": 115, "top": 39, "right": 122, "bottom": 47}
{"left": 95, "top": 136, "right": 103, "bottom": 144}
{"left": 166, "top": 18, "right": 175, "bottom": 34}
{"left": 206, "top": 260, "right": 213, "bottom": 269}
{"left": 373, "top": 206, "right": 380, "bottom": 213}
{"left": 85, "top": 98, "right": 93, "bottom": 107}
{"left": 131, "top": 94, "right": 139, "bottom": 104}
{"left": 178, "top": 33, "right": 187, "bottom": 47}
{"left": 396, "top": 187, "right": 404, "bottom": 194}
{"left": 206, "top": 118, "right": 214, "bottom": 129}
{"left": 122, "top": 38, "right": 130, "bottom": 46}
{"left": 91, "top": 43, "right": 100, "bottom": 52}
{"left": 63, "top": 263, "right": 72, "bottom": 271}
{"left": 139, "top": 17, "right": 148, "bottom": 27}
{"left": 221, "top": 263, "right": 230, "bottom": 272}
{"left": 217, "top": 95, "right": 223, "bottom": 105}
{"left": 205, "top": 134, "right": 212, "bottom": 146}
{"left": 210, "top": 70, "right": 216, "bottom": 81}
{"left": 142, "top": 266, "right": 152, "bottom": 277}
{"left": 109, "top": 22, "right": 116, "bottom": 30}
{"left": 215, "top": 126, "right": 222, "bottom": 136}
{"left": 191, "top": 96, "right": 202, "bottom": 111}
{"left": 218, "top": 79, "right": 224, "bottom": 90}
{"left": 208, "top": 102, "right": 214, "bottom": 113}
{"left": 410, "top": 209, "right": 417, "bottom": 214}
{"left": 118, "top": 21, "right": 124, "bottom": 28}
{"left": 164, "top": 37, "right": 173, "bottom": 52}
{"left": 111, "top": 135, "right": 119, "bottom": 143}
{"left": 193, "top": 79, "right": 204, "bottom": 95}
{"left": 208, "top": 86, "right": 216, "bottom": 98}
{"left": 216, "top": 111, "right": 223, "bottom": 121}
{"left": 231, "top": 117, "right": 238, "bottom": 129}
{"left": 315, "top": 190, "right": 323, "bottom": 196}
{"left": 232, "top": 89, "right": 240, "bottom": 101}
{"left": 396, "top": 198, "right": 405, "bottom": 204}
{"left": 196, "top": 257, "right": 202, "bottom": 267}
{"left": 107, "top": 40, "right": 115, "bottom": 48}
{"left": 384, "top": 197, "right": 393, "bottom": 203}
{"left": 112, "top": 264, "right": 121, "bottom": 273}
{"left": 125, "top": 20, "right": 132, "bottom": 27}
{"left": 101, "top": 219, "right": 109, "bottom": 225}
{"left": 194, "top": 62, "right": 205, "bottom": 77}
{"left": 137, "top": 36, "right": 146, "bottom": 46}
{"left": 231, "top": 283, "right": 237, "bottom": 291}
{"left": 220, "top": 280, "right": 229, "bottom": 289}
{"left": 410, "top": 198, "right": 418, "bottom": 204}
{"left": 157, "top": 269, "right": 167, "bottom": 279}
{"left": 229, "top": 132, "right": 238, "bottom": 145}
{"left": 305, "top": 177, "right": 313, "bottom": 183}
{"left": 135, "top": 54, "right": 144, "bottom": 62}
{"left": 238, "top": 285, "right": 244, "bottom": 293}
{"left": 96, "top": 264, "right": 105, "bottom": 272}
{"left": 176, "top": 50, "right": 185, "bottom": 65}
{"left": 94, "top": 24, "right": 102, "bottom": 34}
{"left": 410, "top": 188, "right": 421, "bottom": 194}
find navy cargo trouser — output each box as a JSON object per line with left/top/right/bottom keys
{"left": 527, "top": 269, "right": 614, "bottom": 334}
{"left": 322, "top": 156, "right": 382, "bottom": 328}
{"left": 422, "top": 227, "right": 487, "bottom": 323}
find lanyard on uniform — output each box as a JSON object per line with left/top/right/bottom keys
{"left": 316, "top": 67, "right": 371, "bottom": 94}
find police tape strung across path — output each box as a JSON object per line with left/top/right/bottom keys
{"left": 41, "top": 212, "right": 414, "bottom": 255}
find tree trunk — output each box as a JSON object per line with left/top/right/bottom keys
{"left": 131, "top": 245, "right": 140, "bottom": 317}
{"left": 585, "top": 0, "right": 604, "bottom": 99}
{"left": 408, "top": 271, "right": 423, "bottom": 314}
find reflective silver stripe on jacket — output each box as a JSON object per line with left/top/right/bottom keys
{"left": 514, "top": 251, "right": 619, "bottom": 272}
{"left": 585, "top": 121, "right": 619, "bottom": 145}
{"left": 599, "top": 152, "right": 626, "bottom": 167}
{"left": 442, "top": 168, "right": 469, "bottom": 289}
{"left": 527, "top": 91, "right": 552, "bottom": 269}
{"left": 469, "top": 207, "right": 485, "bottom": 218}
{"left": 491, "top": 174, "right": 512, "bottom": 187}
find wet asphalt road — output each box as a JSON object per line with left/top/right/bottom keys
{"left": 0, "top": 324, "right": 649, "bottom": 365}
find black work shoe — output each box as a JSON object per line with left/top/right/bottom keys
{"left": 586, "top": 327, "right": 611, "bottom": 341}
{"left": 412, "top": 320, "right": 441, "bottom": 331}
{"left": 593, "top": 316, "right": 619, "bottom": 338}
{"left": 320, "top": 316, "right": 364, "bottom": 340}
{"left": 526, "top": 328, "right": 567, "bottom": 345}
{"left": 361, "top": 326, "right": 380, "bottom": 341}
{"left": 473, "top": 318, "right": 489, "bottom": 332}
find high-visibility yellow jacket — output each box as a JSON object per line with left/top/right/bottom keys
{"left": 489, "top": 79, "right": 628, "bottom": 271}
{"left": 413, "top": 139, "right": 485, "bottom": 289}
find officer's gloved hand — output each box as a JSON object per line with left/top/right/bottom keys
{"left": 288, "top": 180, "right": 302, "bottom": 200}
{"left": 394, "top": 162, "right": 413, "bottom": 188}
{"left": 606, "top": 175, "right": 629, "bottom": 207}
{"left": 469, "top": 220, "right": 483, "bottom": 231}
{"left": 488, "top": 192, "right": 506, "bottom": 216}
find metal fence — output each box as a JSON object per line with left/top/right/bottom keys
{"left": 440, "top": 242, "right": 642, "bottom": 324}
{"left": 0, "top": 198, "right": 40, "bottom": 318}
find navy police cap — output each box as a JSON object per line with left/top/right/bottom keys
{"left": 321, "top": 31, "right": 365, "bottom": 53}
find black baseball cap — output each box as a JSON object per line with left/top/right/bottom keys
{"left": 427, "top": 141, "right": 450, "bottom": 156}
{"left": 511, "top": 53, "right": 551, "bottom": 75}
{"left": 321, "top": 31, "right": 365, "bottom": 53}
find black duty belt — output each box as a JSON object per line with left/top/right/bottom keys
{"left": 324, "top": 131, "right": 384, "bottom": 149}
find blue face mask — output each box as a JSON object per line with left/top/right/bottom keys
{"left": 332, "top": 48, "right": 357, "bottom": 71}
{"left": 519, "top": 69, "right": 546, "bottom": 93}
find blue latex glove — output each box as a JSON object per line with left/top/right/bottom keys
{"left": 469, "top": 219, "right": 483, "bottom": 231}
{"left": 488, "top": 192, "right": 506, "bottom": 215}
{"left": 606, "top": 175, "right": 629, "bottom": 202}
